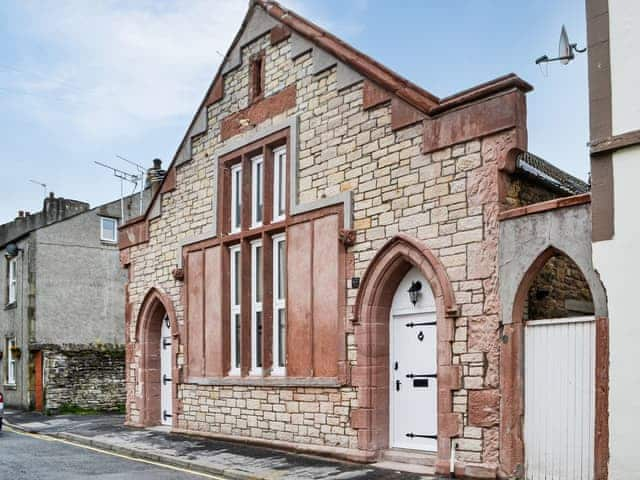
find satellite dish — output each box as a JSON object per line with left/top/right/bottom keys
{"left": 559, "top": 25, "right": 573, "bottom": 65}
{"left": 535, "top": 24, "right": 586, "bottom": 66}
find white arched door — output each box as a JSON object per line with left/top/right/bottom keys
{"left": 160, "top": 313, "right": 173, "bottom": 426}
{"left": 389, "top": 267, "right": 437, "bottom": 451}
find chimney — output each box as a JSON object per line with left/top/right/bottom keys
{"left": 146, "top": 158, "right": 166, "bottom": 196}
{"left": 43, "top": 192, "right": 90, "bottom": 222}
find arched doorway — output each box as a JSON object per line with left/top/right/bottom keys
{"left": 353, "top": 234, "right": 460, "bottom": 471}
{"left": 509, "top": 248, "right": 599, "bottom": 479}
{"left": 389, "top": 267, "right": 437, "bottom": 451}
{"left": 135, "top": 288, "right": 177, "bottom": 427}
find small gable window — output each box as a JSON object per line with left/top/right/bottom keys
{"left": 250, "top": 54, "right": 264, "bottom": 102}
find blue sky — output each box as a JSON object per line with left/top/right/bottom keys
{"left": 0, "top": 0, "right": 589, "bottom": 225}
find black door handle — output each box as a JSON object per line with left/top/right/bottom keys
{"left": 396, "top": 379, "right": 401, "bottom": 391}
{"left": 163, "top": 374, "right": 172, "bottom": 385}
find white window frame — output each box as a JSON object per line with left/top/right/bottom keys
{"left": 229, "top": 245, "right": 241, "bottom": 376}
{"left": 230, "top": 164, "right": 242, "bottom": 233}
{"left": 272, "top": 234, "right": 286, "bottom": 376}
{"left": 250, "top": 239, "right": 263, "bottom": 376}
{"left": 100, "top": 217, "right": 118, "bottom": 243}
{"left": 272, "top": 146, "right": 287, "bottom": 222}
{"left": 7, "top": 257, "right": 17, "bottom": 305}
{"left": 251, "top": 155, "right": 264, "bottom": 228}
{"left": 6, "top": 337, "right": 16, "bottom": 385}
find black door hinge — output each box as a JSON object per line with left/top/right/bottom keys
{"left": 405, "top": 321, "right": 436, "bottom": 327}
{"left": 406, "top": 432, "right": 437, "bottom": 439}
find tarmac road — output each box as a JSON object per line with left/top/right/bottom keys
{"left": 0, "top": 427, "right": 227, "bottom": 480}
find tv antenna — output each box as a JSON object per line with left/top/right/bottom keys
{"left": 29, "top": 179, "right": 48, "bottom": 198}
{"left": 116, "top": 155, "right": 145, "bottom": 215}
{"left": 94, "top": 160, "right": 143, "bottom": 219}
{"left": 536, "top": 25, "right": 586, "bottom": 67}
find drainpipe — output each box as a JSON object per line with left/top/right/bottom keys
{"left": 449, "top": 439, "right": 457, "bottom": 478}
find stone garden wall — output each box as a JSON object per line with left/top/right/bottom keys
{"left": 43, "top": 344, "right": 125, "bottom": 412}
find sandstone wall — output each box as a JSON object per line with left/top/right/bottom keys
{"left": 526, "top": 253, "right": 595, "bottom": 320}
{"left": 180, "top": 385, "right": 357, "bottom": 449}
{"left": 123, "top": 22, "right": 524, "bottom": 473}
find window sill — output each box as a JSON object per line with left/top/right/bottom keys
{"left": 4, "top": 302, "right": 16, "bottom": 311}
{"left": 100, "top": 240, "right": 118, "bottom": 245}
{"left": 3, "top": 384, "right": 17, "bottom": 390}
{"left": 185, "top": 376, "right": 342, "bottom": 388}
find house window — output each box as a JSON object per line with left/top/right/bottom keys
{"left": 6, "top": 338, "right": 16, "bottom": 385}
{"left": 100, "top": 217, "right": 118, "bottom": 243}
{"left": 7, "top": 257, "right": 17, "bottom": 305}
{"left": 251, "top": 55, "right": 264, "bottom": 101}
{"left": 229, "top": 245, "right": 241, "bottom": 376}
{"left": 273, "top": 146, "right": 286, "bottom": 222}
{"left": 219, "top": 131, "right": 289, "bottom": 378}
{"left": 230, "top": 164, "right": 242, "bottom": 233}
{"left": 251, "top": 155, "right": 264, "bottom": 228}
{"left": 250, "top": 239, "right": 263, "bottom": 375}
{"left": 272, "top": 234, "right": 286, "bottom": 375}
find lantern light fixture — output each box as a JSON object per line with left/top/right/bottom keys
{"left": 408, "top": 280, "right": 422, "bottom": 306}
{"left": 4, "top": 243, "right": 22, "bottom": 259}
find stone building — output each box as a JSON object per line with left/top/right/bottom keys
{"left": 119, "top": 1, "right": 607, "bottom": 477}
{"left": 0, "top": 188, "right": 150, "bottom": 413}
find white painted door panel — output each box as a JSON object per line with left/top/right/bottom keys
{"left": 160, "top": 314, "right": 173, "bottom": 426}
{"left": 524, "top": 317, "right": 595, "bottom": 480}
{"left": 390, "top": 312, "right": 437, "bottom": 451}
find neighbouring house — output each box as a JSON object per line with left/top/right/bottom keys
{"left": 586, "top": 0, "right": 639, "bottom": 478}
{"left": 119, "top": 1, "right": 608, "bottom": 478}
{"left": 0, "top": 178, "right": 155, "bottom": 413}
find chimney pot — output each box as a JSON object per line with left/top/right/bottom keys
{"left": 153, "top": 158, "right": 162, "bottom": 169}
{"left": 18, "top": 210, "right": 24, "bottom": 217}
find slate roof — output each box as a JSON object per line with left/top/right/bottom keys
{"left": 516, "top": 151, "right": 590, "bottom": 195}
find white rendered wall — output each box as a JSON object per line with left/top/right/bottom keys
{"left": 592, "top": 146, "right": 640, "bottom": 479}
{"left": 596, "top": 2, "right": 640, "bottom": 476}
{"left": 609, "top": 0, "right": 640, "bottom": 135}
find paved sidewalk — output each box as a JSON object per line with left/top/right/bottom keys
{"left": 4, "top": 410, "right": 439, "bottom": 479}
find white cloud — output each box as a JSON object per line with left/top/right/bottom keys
{"left": 8, "top": 1, "right": 245, "bottom": 139}
{"left": 5, "top": 0, "right": 366, "bottom": 142}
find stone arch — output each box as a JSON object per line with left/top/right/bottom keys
{"left": 499, "top": 246, "right": 609, "bottom": 479}
{"left": 510, "top": 245, "right": 607, "bottom": 323}
{"left": 134, "top": 287, "right": 179, "bottom": 427}
{"left": 352, "top": 234, "right": 461, "bottom": 473}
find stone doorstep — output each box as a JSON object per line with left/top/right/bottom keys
{"left": 380, "top": 448, "right": 437, "bottom": 467}
{"left": 373, "top": 461, "right": 435, "bottom": 476}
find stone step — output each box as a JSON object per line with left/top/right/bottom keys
{"left": 372, "top": 460, "right": 436, "bottom": 477}
{"left": 380, "top": 448, "right": 437, "bottom": 466}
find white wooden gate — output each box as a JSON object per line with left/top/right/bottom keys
{"left": 524, "top": 316, "right": 595, "bottom": 480}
